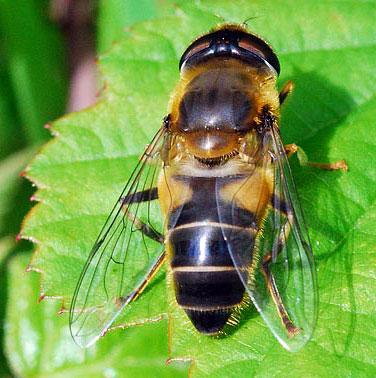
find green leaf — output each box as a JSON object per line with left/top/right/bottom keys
{"left": 4, "top": 252, "right": 187, "bottom": 377}
{"left": 21, "top": 1, "right": 376, "bottom": 377}
{"left": 97, "top": 0, "right": 178, "bottom": 53}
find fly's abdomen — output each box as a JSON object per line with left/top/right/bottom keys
{"left": 167, "top": 176, "right": 256, "bottom": 334}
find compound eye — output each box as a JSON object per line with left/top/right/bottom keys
{"left": 180, "top": 39, "right": 211, "bottom": 67}
{"left": 237, "top": 35, "right": 280, "bottom": 75}
{"left": 238, "top": 38, "right": 267, "bottom": 61}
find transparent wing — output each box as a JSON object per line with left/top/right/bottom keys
{"left": 69, "top": 127, "right": 167, "bottom": 348}
{"left": 219, "top": 127, "right": 317, "bottom": 352}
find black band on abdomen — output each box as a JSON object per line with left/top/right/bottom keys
{"left": 174, "top": 269, "right": 245, "bottom": 308}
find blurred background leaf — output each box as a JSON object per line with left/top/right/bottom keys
{"left": 0, "top": 0, "right": 67, "bottom": 145}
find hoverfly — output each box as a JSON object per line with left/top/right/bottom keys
{"left": 70, "top": 24, "right": 335, "bottom": 352}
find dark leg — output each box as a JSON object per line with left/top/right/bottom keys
{"left": 261, "top": 199, "right": 300, "bottom": 337}
{"left": 279, "top": 80, "right": 294, "bottom": 105}
{"left": 121, "top": 187, "right": 158, "bottom": 205}
{"left": 122, "top": 210, "right": 164, "bottom": 243}
{"left": 285, "top": 143, "right": 348, "bottom": 172}
{"left": 120, "top": 186, "right": 163, "bottom": 244}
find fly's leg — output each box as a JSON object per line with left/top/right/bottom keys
{"left": 120, "top": 187, "right": 164, "bottom": 243}
{"left": 120, "top": 251, "right": 166, "bottom": 305}
{"left": 116, "top": 186, "right": 165, "bottom": 306}
{"left": 121, "top": 187, "right": 159, "bottom": 204}
{"left": 261, "top": 197, "right": 300, "bottom": 337}
{"left": 279, "top": 80, "right": 294, "bottom": 105}
{"left": 122, "top": 210, "right": 164, "bottom": 243}
{"left": 284, "top": 143, "right": 348, "bottom": 172}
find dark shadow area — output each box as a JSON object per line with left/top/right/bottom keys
{"left": 1, "top": 179, "right": 34, "bottom": 239}
{"left": 278, "top": 69, "right": 356, "bottom": 252}
{"left": 279, "top": 70, "right": 357, "bottom": 356}
{"left": 279, "top": 69, "right": 356, "bottom": 147}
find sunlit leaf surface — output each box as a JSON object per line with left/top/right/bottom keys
{"left": 20, "top": 1, "right": 376, "bottom": 376}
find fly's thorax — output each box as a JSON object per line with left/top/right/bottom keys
{"left": 168, "top": 59, "right": 280, "bottom": 160}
